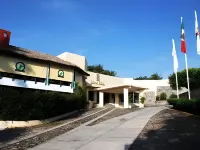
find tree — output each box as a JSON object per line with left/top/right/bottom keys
{"left": 110, "top": 71, "right": 117, "bottom": 76}
{"left": 87, "top": 64, "right": 117, "bottom": 76}
{"left": 103, "top": 70, "right": 117, "bottom": 76}
{"left": 168, "top": 68, "right": 200, "bottom": 90}
{"left": 134, "top": 73, "right": 163, "bottom": 80}
{"left": 149, "top": 73, "right": 163, "bottom": 80}
{"left": 134, "top": 76, "right": 148, "bottom": 80}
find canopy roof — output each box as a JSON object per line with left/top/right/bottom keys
{"left": 94, "top": 84, "right": 147, "bottom": 93}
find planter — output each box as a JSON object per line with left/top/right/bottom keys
{"left": 156, "top": 100, "right": 168, "bottom": 106}
{"left": 89, "top": 100, "right": 95, "bottom": 109}
{"left": 139, "top": 103, "right": 144, "bottom": 108}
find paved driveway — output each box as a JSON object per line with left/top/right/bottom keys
{"left": 30, "top": 107, "right": 165, "bottom": 150}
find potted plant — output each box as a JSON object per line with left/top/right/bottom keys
{"left": 140, "top": 96, "right": 146, "bottom": 108}
{"left": 160, "top": 92, "right": 167, "bottom": 100}
{"left": 156, "top": 95, "right": 160, "bottom": 101}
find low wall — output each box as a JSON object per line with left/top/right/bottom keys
{"left": 0, "top": 110, "right": 77, "bottom": 130}
{"left": 155, "top": 101, "right": 168, "bottom": 106}
{"left": 145, "top": 100, "right": 168, "bottom": 107}
{"left": 0, "top": 120, "right": 42, "bottom": 129}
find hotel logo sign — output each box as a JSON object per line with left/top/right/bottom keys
{"left": 91, "top": 73, "right": 105, "bottom": 86}
{"left": 15, "top": 62, "right": 25, "bottom": 72}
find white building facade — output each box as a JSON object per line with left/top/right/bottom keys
{"left": 58, "top": 52, "right": 171, "bottom": 108}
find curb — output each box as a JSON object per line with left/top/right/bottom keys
{"left": 63, "top": 108, "right": 117, "bottom": 136}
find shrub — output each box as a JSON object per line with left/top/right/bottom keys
{"left": 0, "top": 85, "right": 87, "bottom": 121}
{"left": 140, "top": 97, "right": 146, "bottom": 104}
{"left": 156, "top": 96, "right": 160, "bottom": 101}
{"left": 169, "top": 93, "right": 177, "bottom": 98}
{"left": 160, "top": 92, "right": 167, "bottom": 100}
{"left": 167, "top": 98, "right": 200, "bottom": 115}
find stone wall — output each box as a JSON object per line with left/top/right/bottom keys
{"left": 144, "top": 91, "right": 156, "bottom": 106}
{"left": 180, "top": 88, "right": 200, "bottom": 99}
{"left": 157, "top": 86, "right": 188, "bottom": 98}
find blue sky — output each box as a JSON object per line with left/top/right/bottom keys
{"left": 1, "top": 0, "right": 200, "bottom": 78}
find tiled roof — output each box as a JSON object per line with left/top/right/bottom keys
{"left": 0, "top": 45, "right": 89, "bottom": 76}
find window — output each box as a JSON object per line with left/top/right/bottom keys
{"left": 15, "top": 62, "right": 25, "bottom": 72}
{"left": 58, "top": 70, "right": 64, "bottom": 78}
{"left": 4, "top": 32, "right": 7, "bottom": 38}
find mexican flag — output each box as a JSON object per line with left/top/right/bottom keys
{"left": 195, "top": 10, "right": 200, "bottom": 55}
{"left": 181, "top": 17, "right": 187, "bottom": 53}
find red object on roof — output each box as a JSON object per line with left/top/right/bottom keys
{"left": 0, "top": 29, "right": 11, "bottom": 46}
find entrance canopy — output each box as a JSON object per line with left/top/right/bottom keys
{"left": 94, "top": 84, "right": 147, "bottom": 93}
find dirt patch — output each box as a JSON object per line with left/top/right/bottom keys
{"left": 128, "top": 109, "right": 200, "bottom": 150}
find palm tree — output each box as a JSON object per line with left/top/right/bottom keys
{"left": 95, "top": 64, "right": 104, "bottom": 73}
{"left": 87, "top": 64, "right": 117, "bottom": 76}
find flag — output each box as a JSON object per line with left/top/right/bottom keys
{"left": 172, "top": 39, "right": 178, "bottom": 73}
{"left": 195, "top": 10, "right": 200, "bottom": 55}
{"left": 181, "top": 17, "right": 187, "bottom": 53}
{"left": 45, "top": 64, "right": 50, "bottom": 85}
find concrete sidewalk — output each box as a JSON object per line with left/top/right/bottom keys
{"left": 30, "top": 107, "right": 166, "bottom": 150}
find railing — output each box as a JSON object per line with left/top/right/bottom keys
{"left": 0, "top": 77, "right": 73, "bottom": 93}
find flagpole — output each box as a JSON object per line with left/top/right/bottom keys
{"left": 175, "top": 72, "right": 179, "bottom": 99}
{"left": 172, "top": 39, "right": 179, "bottom": 99}
{"left": 184, "top": 53, "right": 191, "bottom": 99}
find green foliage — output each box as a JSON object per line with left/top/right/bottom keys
{"left": 0, "top": 85, "right": 87, "bottom": 121}
{"left": 87, "top": 64, "right": 117, "bottom": 76}
{"left": 169, "top": 93, "right": 177, "bottom": 98}
{"left": 168, "top": 68, "right": 200, "bottom": 90}
{"left": 160, "top": 92, "right": 167, "bottom": 100}
{"left": 156, "top": 95, "right": 160, "bottom": 101}
{"left": 149, "top": 73, "right": 163, "bottom": 80}
{"left": 134, "top": 73, "right": 163, "bottom": 80}
{"left": 134, "top": 76, "right": 149, "bottom": 80}
{"left": 140, "top": 97, "right": 146, "bottom": 104}
{"left": 128, "top": 93, "right": 133, "bottom": 103}
{"left": 167, "top": 98, "right": 200, "bottom": 115}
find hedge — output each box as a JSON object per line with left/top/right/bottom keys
{"left": 0, "top": 85, "right": 87, "bottom": 121}
{"left": 167, "top": 98, "right": 200, "bottom": 115}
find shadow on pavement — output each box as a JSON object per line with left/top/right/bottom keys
{"left": 0, "top": 127, "right": 27, "bottom": 143}
{"left": 125, "top": 109, "right": 200, "bottom": 150}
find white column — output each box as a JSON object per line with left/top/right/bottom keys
{"left": 133, "top": 92, "right": 135, "bottom": 103}
{"left": 93, "top": 91, "right": 97, "bottom": 103}
{"left": 115, "top": 93, "right": 119, "bottom": 107}
{"left": 99, "top": 92, "right": 104, "bottom": 107}
{"left": 139, "top": 90, "right": 144, "bottom": 102}
{"left": 139, "top": 90, "right": 145, "bottom": 108}
{"left": 124, "top": 88, "right": 129, "bottom": 108}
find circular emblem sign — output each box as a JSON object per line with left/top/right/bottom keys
{"left": 58, "top": 70, "right": 64, "bottom": 77}
{"left": 15, "top": 62, "right": 25, "bottom": 72}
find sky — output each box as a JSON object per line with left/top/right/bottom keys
{"left": 1, "top": 0, "right": 200, "bottom": 78}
